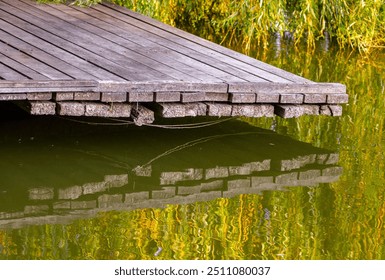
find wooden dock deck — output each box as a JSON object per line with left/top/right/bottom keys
{"left": 0, "top": 0, "right": 348, "bottom": 123}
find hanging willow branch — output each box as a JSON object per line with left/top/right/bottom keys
{"left": 38, "top": 0, "right": 385, "bottom": 53}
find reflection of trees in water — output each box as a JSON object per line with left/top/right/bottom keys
{"left": 0, "top": 147, "right": 342, "bottom": 231}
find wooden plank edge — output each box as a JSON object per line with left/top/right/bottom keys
{"left": 97, "top": 81, "right": 228, "bottom": 93}
{"left": 0, "top": 80, "right": 97, "bottom": 87}
{"left": 0, "top": 87, "right": 97, "bottom": 94}
{"left": 228, "top": 82, "right": 346, "bottom": 94}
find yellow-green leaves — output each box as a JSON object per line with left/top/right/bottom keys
{"left": 108, "top": 0, "right": 385, "bottom": 54}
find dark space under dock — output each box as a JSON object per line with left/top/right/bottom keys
{"left": 0, "top": 0, "right": 348, "bottom": 124}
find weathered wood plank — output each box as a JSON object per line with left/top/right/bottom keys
{"left": 74, "top": 92, "right": 101, "bottom": 101}
{"left": 128, "top": 92, "right": 154, "bottom": 102}
{"left": 303, "top": 93, "right": 327, "bottom": 103}
{"left": 0, "top": 80, "right": 97, "bottom": 88}
{"left": 0, "top": 36, "right": 71, "bottom": 80}
{"left": 97, "top": 81, "right": 228, "bottom": 93}
{"left": 0, "top": 54, "right": 47, "bottom": 80}
{"left": 256, "top": 92, "right": 280, "bottom": 103}
{"left": 0, "top": 80, "right": 97, "bottom": 93}
{"left": 205, "top": 92, "right": 229, "bottom": 102}
{"left": 155, "top": 91, "right": 181, "bottom": 102}
{"left": 0, "top": 63, "right": 26, "bottom": 80}
{"left": 0, "top": 12, "right": 124, "bottom": 82}
{"left": 230, "top": 93, "right": 256, "bottom": 103}
{"left": 279, "top": 93, "right": 304, "bottom": 104}
{"left": 54, "top": 93, "right": 74, "bottom": 101}
{"left": 102, "top": 2, "right": 312, "bottom": 84}
{"left": 181, "top": 92, "right": 206, "bottom": 103}
{"left": 44, "top": 12, "right": 201, "bottom": 83}
{"left": 89, "top": 4, "right": 280, "bottom": 83}
{"left": 43, "top": 3, "right": 226, "bottom": 83}
{"left": 101, "top": 92, "right": 127, "bottom": 102}
{"left": 228, "top": 82, "right": 346, "bottom": 94}
{"left": 327, "top": 93, "right": 349, "bottom": 104}
{"left": 4, "top": 0, "right": 183, "bottom": 82}
{"left": 0, "top": 8, "right": 106, "bottom": 80}
{"left": 0, "top": 5, "right": 127, "bottom": 81}
{"left": 0, "top": 93, "right": 26, "bottom": 101}
{"left": 26, "top": 93, "right": 52, "bottom": 100}
{"left": 1, "top": 2, "right": 169, "bottom": 82}
{"left": 68, "top": 4, "right": 252, "bottom": 83}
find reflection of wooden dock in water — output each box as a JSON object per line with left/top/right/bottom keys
{"left": 0, "top": 0, "right": 347, "bottom": 123}
{"left": 0, "top": 117, "right": 343, "bottom": 228}
{"left": 0, "top": 152, "right": 342, "bottom": 228}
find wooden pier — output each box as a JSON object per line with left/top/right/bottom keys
{"left": 0, "top": 0, "right": 348, "bottom": 123}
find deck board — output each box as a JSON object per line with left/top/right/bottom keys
{"left": 0, "top": 0, "right": 348, "bottom": 119}
{"left": 0, "top": 27, "right": 96, "bottom": 81}
{"left": 0, "top": 52, "right": 51, "bottom": 80}
{"left": 0, "top": 30, "right": 75, "bottom": 80}
{"left": 61, "top": 5, "right": 262, "bottom": 82}
{"left": 0, "top": 62, "right": 29, "bottom": 80}
{"left": 1, "top": 1, "right": 175, "bottom": 81}
{"left": 11, "top": 0, "right": 240, "bottom": 82}
{"left": 102, "top": 2, "right": 312, "bottom": 84}
{"left": 0, "top": 8, "right": 125, "bottom": 81}
{"left": 50, "top": 5, "right": 236, "bottom": 83}
{"left": 37, "top": 3, "right": 233, "bottom": 83}
{"left": 91, "top": 4, "right": 284, "bottom": 83}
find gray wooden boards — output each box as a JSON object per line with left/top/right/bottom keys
{"left": 0, "top": 80, "right": 98, "bottom": 93}
{"left": 0, "top": 0, "right": 348, "bottom": 120}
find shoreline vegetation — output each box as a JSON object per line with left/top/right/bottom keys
{"left": 37, "top": 0, "right": 385, "bottom": 54}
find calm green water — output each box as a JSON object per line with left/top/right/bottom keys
{"left": 1, "top": 39, "right": 385, "bottom": 259}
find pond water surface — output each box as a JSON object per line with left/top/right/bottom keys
{"left": 1, "top": 31, "right": 385, "bottom": 259}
